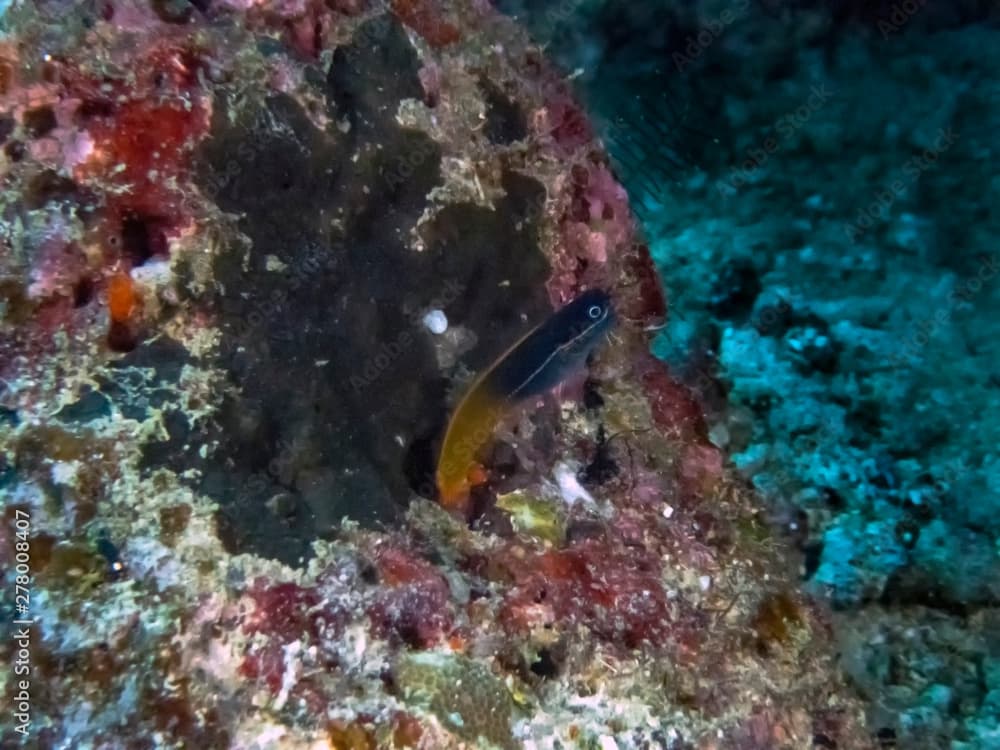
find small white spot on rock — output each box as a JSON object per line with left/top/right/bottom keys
{"left": 423, "top": 309, "right": 448, "bottom": 334}
{"left": 554, "top": 462, "right": 594, "bottom": 506}
{"left": 265, "top": 255, "right": 287, "bottom": 272}
{"left": 273, "top": 640, "right": 302, "bottom": 711}
{"left": 699, "top": 575, "right": 712, "bottom": 591}
{"left": 662, "top": 504, "right": 675, "bottom": 519}
{"left": 50, "top": 460, "right": 79, "bottom": 485}
{"left": 131, "top": 258, "right": 172, "bottom": 286}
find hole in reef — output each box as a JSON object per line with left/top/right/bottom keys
{"left": 529, "top": 647, "right": 561, "bottom": 679}
{"left": 73, "top": 277, "right": 94, "bottom": 307}
{"left": 0, "top": 115, "right": 14, "bottom": 143}
{"left": 151, "top": 0, "right": 195, "bottom": 24}
{"left": 23, "top": 105, "right": 57, "bottom": 138}
{"left": 479, "top": 78, "right": 527, "bottom": 145}
{"left": 5, "top": 140, "right": 26, "bottom": 162}
{"left": 581, "top": 423, "right": 618, "bottom": 485}
{"left": 25, "top": 170, "right": 81, "bottom": 210}
{"left": 487, "top": 440, "right": 520, "bottom": 481}
{"left": 107, "top": 321, "right": 138, "bottom": 353}
{"left": 403, "top": 428, "right": 441, "bottom": 500}
{"left": 77, "top": 98, "right": 115, "bottom": 121}
{"left": 121, "top": 213, "right": 169, "bottom": 266}
{"left": 802, "top": 540, "right": 823, "bottom": 580}
{"left": 582, "top": 377, "right": 605, "bottom": 409}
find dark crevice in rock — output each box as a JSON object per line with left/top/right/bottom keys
{"left": 24, "top": 170, "right": 84, "bottom": 210}
{"left": 0, "top": 114, "right": 14, "bottom": 144}
{"left": 140, "top": 408, "right": 193, "bottom": 468}
{"left": 23, "top": 105, "right": 57, "bottom": 138}
{"left": 403, "top": 419, "right": 446, "bottom": 500}
{"left": 480, "top": 78, "right": 528, "bottom": 145}
{"left": 121, "top": 213, "right": 170, "bottom": 267}
{"left": 151, "top": 0, "right": 196, "bottom": 24}
{"left": 112, "top": 335, "right": 192, "bottom": 383}
{"left": 134, "top": 16, "right": 554, "bottom": 565}
{"left": 327, "top": 15, "right": 424, "bottom": 137}
{"left": 0, "top": 405, "right": 19, "bottom": 427}
{"left": 54, "top": 386, "right": 111, "bottom": 423}
{"left": 99, "top": 336, "right": 194, "bottom": 422}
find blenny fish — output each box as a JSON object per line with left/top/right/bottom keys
{"left": 436, "top": 289, "right": 616, "bottom": 510}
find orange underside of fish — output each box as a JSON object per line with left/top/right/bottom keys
{"left": 435, "top": 384, "right": 508, "bottom": 510}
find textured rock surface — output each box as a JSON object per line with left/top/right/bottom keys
{"left": 1, "top": 1, "right": 872, "bottom": 748}
{"left": 495, "top": 2, "right": 1000, "bottom": 748}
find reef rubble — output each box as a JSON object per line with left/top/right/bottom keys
{"left": 1, "top": 1, "right": 872, "bottom": 748}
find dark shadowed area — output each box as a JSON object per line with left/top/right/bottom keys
{"left": 138, "top": 16, "right": 552, "bottom": 565}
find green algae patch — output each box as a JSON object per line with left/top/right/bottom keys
{"left": 394, "top": 651, "right": 517, "bottom": 750}
{"left": 496, "top": 490, "right": 566, "bottom": 545}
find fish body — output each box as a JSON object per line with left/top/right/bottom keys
{"left": 436, "top": 289, "right": 615, "bottom": 510}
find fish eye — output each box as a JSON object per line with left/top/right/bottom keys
{"left": 588, "top": 304, "right": 603, "bottom": 320}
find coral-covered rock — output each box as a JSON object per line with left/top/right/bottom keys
{"left": 496, "top": 539, "right": 679, "bottom": 649}
{"left": 366, "top": 546, "right": 455, "bottom": 647}
{"left": 0, "top": 1, "right": 873, "bottom": 748}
